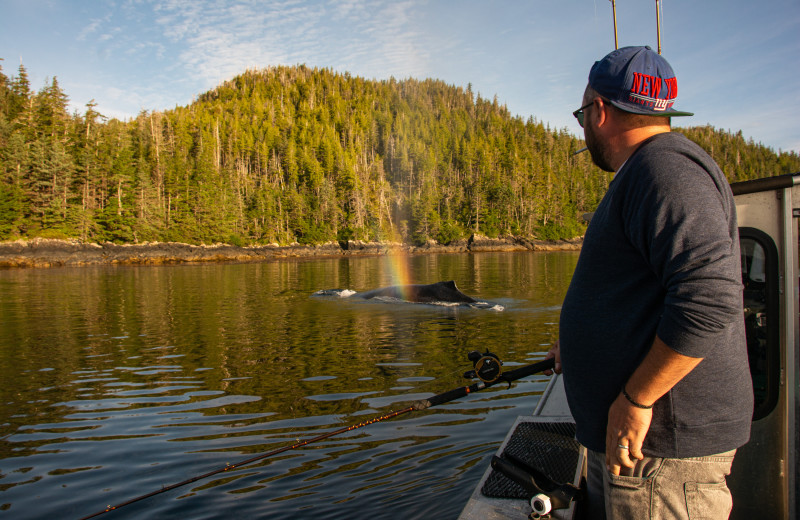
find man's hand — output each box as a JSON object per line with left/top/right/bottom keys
{"left": 603, "top": 335, "right": 702, "bottom": 475}
{"left": 605, "top": 393, "right": 652, "bottom": 475}
{"left": 544, "top": 340, "right": 562, "bottom": 375}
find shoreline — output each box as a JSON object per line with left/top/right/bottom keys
{"left": 0, "top": 235, "right": 582, "bottom": 268}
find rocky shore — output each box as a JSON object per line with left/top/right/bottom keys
{"left": 0, "top": 235, "right": 582, "bottom": 268}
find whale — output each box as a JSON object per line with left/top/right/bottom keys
{"left": 312, "top": 281, "right": 503, "bottom": 310}
{"left": 354, "top": 280, "right": 477, "bottom": 303}
{"left": 313, "top": 280, "right": 480, "bottom": 304}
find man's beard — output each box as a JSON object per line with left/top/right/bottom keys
{"left": 585, "top": 122, "right": 615, "bottom": 172}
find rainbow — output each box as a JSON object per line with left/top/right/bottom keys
{"left": 385, "top": 252, "right": 414, "bottom": 300}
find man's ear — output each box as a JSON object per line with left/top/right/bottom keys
{"left": 593, "top": 98, "right": 609, "bottom": 127}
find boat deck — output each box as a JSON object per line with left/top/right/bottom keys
{"left": 458, "top": 374, "right": 585, "bottom": 520}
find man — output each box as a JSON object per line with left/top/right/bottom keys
{"left": 547, "top": 46, "right": 753, "bottom": 519}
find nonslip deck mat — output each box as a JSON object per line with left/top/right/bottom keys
{"left": 481, "top": 421, "right": 579, "bottom": 499}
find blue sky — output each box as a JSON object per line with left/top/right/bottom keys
{"left": 2, "top": 0, "right": 799, "bottom": 154}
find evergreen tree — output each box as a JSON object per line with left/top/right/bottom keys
{"left": 0, "top": 61, "right": 798, "bottom": 245}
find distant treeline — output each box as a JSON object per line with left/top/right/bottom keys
{"left": 1, "top": 62, "right": 798, "bottom": 246}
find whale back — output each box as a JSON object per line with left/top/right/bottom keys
{"left": 356, "top": 280, "right": 476, "bottom": 303}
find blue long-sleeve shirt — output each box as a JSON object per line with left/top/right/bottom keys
{"left": 559, "top": 132, "right": 753, "bottom": 457}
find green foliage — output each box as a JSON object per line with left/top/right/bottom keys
{"left": 0, "top": 179, "right": 23, "bottom": 239}
{"left": 675, "top": 126, "right": 799, "bottom": 184}
{"left": 96, "top": 203, "right": 137, "bottom": 243}
{"left": 535, "top": 215, "right": 585, "bottom": 241}
{"left": 337, "top": 226, "right": 355, "bottom": 242}
{"left": 294, "top": 218, "right": 333, "bottom": 245}
{"left": 227, "top": 234, "right": 245, "bottom": 247}
{"left": 0, "top": 60, "right": 798, "bottom": 246}
{"left": 436, "top": 219, "right": 465, "bottom": 245}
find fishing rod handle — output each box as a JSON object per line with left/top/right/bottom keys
{"left": 500, "top": 357, "right": 555, "bottom": 383}
{"left": 491, "top": 456, "right": 572, "bottom": 512}
{"left": 413, "top": 382, "right": 485, "bottom": 410}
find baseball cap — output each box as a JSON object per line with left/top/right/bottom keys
{"left": 588, "top": 45, "right": 693, "bottom": 117}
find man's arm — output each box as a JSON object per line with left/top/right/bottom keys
{"left": 605, "top": 335, "right": 702, "bottom": 475}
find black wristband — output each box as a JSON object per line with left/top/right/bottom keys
{"left": 622, "top": 385, "right": 654, "bottom": 409}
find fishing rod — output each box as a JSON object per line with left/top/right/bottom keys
{"left": 78, "top": 353, "right": 555, "bottom": 519}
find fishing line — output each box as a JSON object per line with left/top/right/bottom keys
{"left": 78, "top": 406, "right": 416, "bottom": 520}
{"left": 77, "top": 355, "right": 555, "bottom": 519}
{"left": 276, "top": 361, "right": 469, "bottom": 460}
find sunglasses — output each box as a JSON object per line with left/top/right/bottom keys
{"left": 573, "top": 102, "right": 593, "bottom": 128}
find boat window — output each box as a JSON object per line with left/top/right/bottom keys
{"left": 739, "top": 228, "right": 780, "bottom": 421}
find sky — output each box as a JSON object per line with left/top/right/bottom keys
{"left": 1, "top": 0, "right": 799, "bottom": 154}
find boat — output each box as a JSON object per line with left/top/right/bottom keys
{"left": 458, "top": 173, "right": 799, "bottom": 519}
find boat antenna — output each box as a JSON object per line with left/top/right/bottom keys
{"left": 656, "top": 0, "right": 662, "bottom": 54}
{"left": 610, "top": 0, "right": 619, "bottom": 49}
{"left": 610, "top": 1, "right": 664, "bottom": 54}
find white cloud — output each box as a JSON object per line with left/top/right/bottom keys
{"left": 77, "top": 18, "right": 105, "bottom": 41}
{"left": 99, "top": 27, "right": 123, "bottom": 42}
{"left": 145, "top": 0, "right": 437, "bottom": 89}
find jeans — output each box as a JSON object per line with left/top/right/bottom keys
{"left": 586, "top": 448, "right": 736, "bottom": 519}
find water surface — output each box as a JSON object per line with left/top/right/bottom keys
{"left": 0, "top": 251, "right": 578, "bottom": 519}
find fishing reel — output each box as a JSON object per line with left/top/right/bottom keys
{"left": 464, "top": 350, "right": 503, "bottom": 383}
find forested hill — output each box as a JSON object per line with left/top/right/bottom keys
{"left": 1, "top": 63, "right": 799, "bottom": 246}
